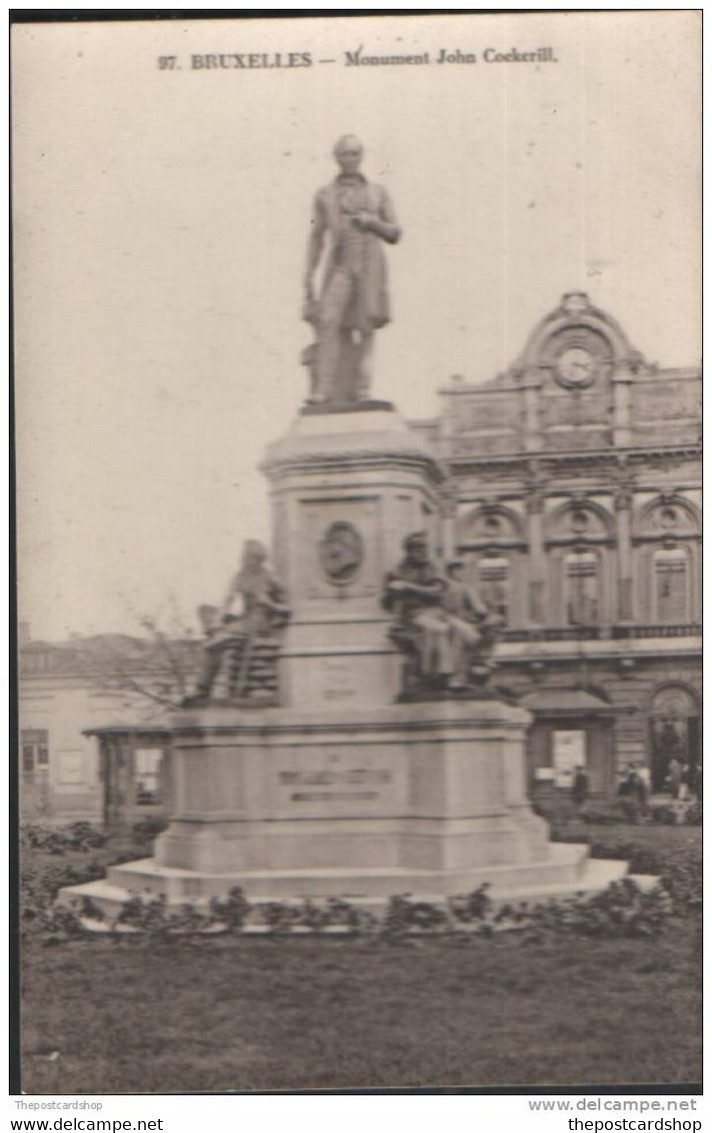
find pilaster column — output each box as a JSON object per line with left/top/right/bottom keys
{"left": 614, "top": 487, "right": 634, "bottom": 621}
{"left": 104, "top": 734, "right": 136, "bottom": 833}
{"left": 612, "top": 370, "right": 634, "bottom": 447}
{"left": 99, "top": 737, "right": 111, "bottom": 829}
{"left": 522, "top": 378, "right": 542, "bottom": 452}
{"left": 441, "top": 490, "right": 457, "bottom": 560}
{"left": 525, "top": 491, "right": 546, "bottom": 624}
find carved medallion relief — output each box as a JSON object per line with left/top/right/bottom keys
{"left": 301, "top": 499, "right": 380, "bottom": 600}
{"left": 319, "top": 521, "right": 364, "bottom": 583}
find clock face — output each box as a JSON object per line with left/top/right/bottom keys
{"left": 556, "top": 346, "right": 597, "bottom": 388}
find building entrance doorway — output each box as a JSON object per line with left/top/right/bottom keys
{"left": 649, "top": 686, "right": 700, "bottom": 792}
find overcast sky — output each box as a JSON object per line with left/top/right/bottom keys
{"left": 13, "top": 11, "right": 700, "bottom": 641}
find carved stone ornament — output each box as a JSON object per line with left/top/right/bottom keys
{"left": 570, "top": 508, "right": 590, "bottom": 533}
{"left": 482, "top": 512, "right": 502, "bottom": 535}
{"left": 559, "top": 291, "right": 592, "bottom": 318}
{"left": 614, "top": 485, "right": 634, "bottom": 511}
{"left": 319, "top": 521, "right": 364, "bottom": 583}
{"left": 525, "top": 490, "right": 546, "bottom": 515}
{"left": 657, "top": 505, "right": 680, "bottom": 531}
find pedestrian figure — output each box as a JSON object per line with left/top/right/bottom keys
{"left": 692, "top": 764, "right": 702, "bottom": 801}
{"left": 679, "top": 763, "right": 694, "bottom": 802}
{"left": 571, "top": 765, "right": 589, "bottom": 810}
{"left": 633, "top": 763, "right": 649, "bottom": 817}
{"left": 668, "top": 756, "right": 683, "bottom": 800}
{"left": 618, "top": 764, "right": 642, "bottom": 823}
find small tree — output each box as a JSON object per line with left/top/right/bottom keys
{"left": 91, "top": 599, "right": 202, "bottom": 716}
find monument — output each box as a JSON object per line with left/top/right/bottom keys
{"left": 62, "top": 139, "right": 628, "bottom": 916}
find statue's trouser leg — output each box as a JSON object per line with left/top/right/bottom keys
{"left": 413, "top": 612, "right": 454, "bottom": 676}
{"left": 447, "top": 616, "right": 483, "bottom": 682}
{"left": 316, "top": 272, "right": 352, "bottom": 400}
{"left": 196, "top": 642, "right": 224, "bottom": 696}
{"left": 355, "top": 329, "right": 374, "bottom": 399}
{"left": 448, "top": 630, "right": 466, "bottom": 684}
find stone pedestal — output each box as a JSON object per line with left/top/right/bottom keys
{"left": 261, "top": 406, "right": 444, "bottom": 711}
{"left": 77, "top": 699, "right": 608, "bottom": 907}
{"left": 154, "top": 700, "right": 546, "bottom": 878}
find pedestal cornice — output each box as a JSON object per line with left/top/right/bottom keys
{"left": 261, "top": 409, "right": 445, "bottom": 484}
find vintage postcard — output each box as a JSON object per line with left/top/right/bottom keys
{"left": 13, "top": 11, "right": 701, "bottom": 1099}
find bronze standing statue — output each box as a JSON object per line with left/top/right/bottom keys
{"left": 303, "top": 135, "right": 401, "bottom": 405}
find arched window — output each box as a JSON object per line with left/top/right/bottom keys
{"left": 564, "top": 550, "right": 599, "bottom": 626}
{"left": 649, "top": 685, "right": 700, "bottom": 792}
{"left": 653, "top": 547, "right": 689, "bottom": 623}
{"left": 477, "top": 556, "right": 510, "bottom": 625}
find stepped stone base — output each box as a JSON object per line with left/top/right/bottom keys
{"left": 59, "top": 853, "right": 643, "bottom": 920}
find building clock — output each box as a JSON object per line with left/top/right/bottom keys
{"left": 555, "top": 345, "right": 598, "bottom": 389}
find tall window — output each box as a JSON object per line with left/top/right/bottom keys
{"left": 653, "top": 547, "right": 689, "bottom": 623}
{"left": 477, "top": 557, "right": 510, "bottom": 625}
{"left": 21, "top": 728, "right": 49, "bottom": 785}
{"left": 565, "top": 550, "right": 599, "bottom": 625}
{"left": 135, "top": 748, "right": 163, "bottom": 805}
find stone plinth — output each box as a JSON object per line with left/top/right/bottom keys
{"left": 61, "top": 700, "right": 610, "bottom": 909}
{"left": 261, "top": 407, "right": 444, "bottom": 711}
{"left": 156, "top": 699, "right": 545, "bottom": 873}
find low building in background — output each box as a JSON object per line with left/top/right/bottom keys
{"left": 18, "top": 627, "right": 199, "bottom": 823}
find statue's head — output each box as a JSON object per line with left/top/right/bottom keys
{"left": 404, "top": 531, "right": 429, "bottom": 565}
{"left": 447, "top": 559, "right": 465, "bottom": 580}
{"left": 333, "top": 134, "right": 364, "bottom": 176}
{"left": 241, "top": 539, "right": 267, "bottom": 571}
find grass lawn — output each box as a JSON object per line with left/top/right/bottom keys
{"left": 20, "top": 824, "right": 701, "bottom": 1093}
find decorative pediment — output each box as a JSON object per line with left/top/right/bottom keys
{"left": 457, "top": 503, "right": 523, "bottom": 545}
{"left": 650, "top": 683, "right": 699, "bottom": 716}
{"left": 510, "top": 291, "right": 647, "bottom": 378}
{"left": 633, "top": 494, "right": 700, "bottom": 539}
{"left": 545, "top": 499, "right": 613, "bottom": 541}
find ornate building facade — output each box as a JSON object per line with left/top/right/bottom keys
{"left": 412, "top": 292, "right": 701, "bottom": 795}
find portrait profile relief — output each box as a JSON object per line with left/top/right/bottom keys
{"left": 13, "top": 11, "right": 700, "bottom": 1103}
{"left": 319, "top": 521, "right": 364, "bottom": 582}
